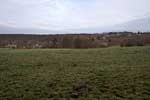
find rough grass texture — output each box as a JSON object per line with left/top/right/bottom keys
{"left": 0, "top": 47, "right": 150, "bottom": 100}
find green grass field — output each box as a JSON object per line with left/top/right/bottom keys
{"left": 0, "top": 47, "right": 150, "bottom": 100}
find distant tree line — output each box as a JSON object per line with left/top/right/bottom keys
{"left": 0, "top": 32, "right": 150, "bottom": 49}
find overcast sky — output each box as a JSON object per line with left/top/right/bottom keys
{"left": 0, "top": 0, "right": 150, "bottom": 30}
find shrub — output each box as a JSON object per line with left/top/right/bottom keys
{"left": 120, "top": 38, "right": 144, "bottom": 47}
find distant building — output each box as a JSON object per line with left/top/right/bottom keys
{"left": 6, "top": 44, "right": 17, "bottom": 49}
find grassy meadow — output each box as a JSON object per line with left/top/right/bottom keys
{"left": 0, "top": 47, "right": 150, "bottom": 100}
